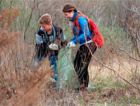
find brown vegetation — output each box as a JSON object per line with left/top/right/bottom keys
{"left": 0, "top": 0, "right": 140, "bottom": 105}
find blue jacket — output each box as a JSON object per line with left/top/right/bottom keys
{"left": 70, "top": 11, "right": 92, "bottom": 45}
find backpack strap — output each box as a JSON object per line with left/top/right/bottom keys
{"left": 74, "top": 12, "right": 90, "bottom": 31}
{"left": 74, "top": 14, "right": 81, "bottom": 30}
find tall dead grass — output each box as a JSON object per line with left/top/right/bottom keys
{"left": 0, "top": 8, "right": 52, "bottom": 106}
{"left": 0, "top": 0, "right": 140, "bottom": 105}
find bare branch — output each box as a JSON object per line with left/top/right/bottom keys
{"left": 118, "top": 48, "right": 140, "bottom": 62}
{"left": 86, "top": 45, "right": 140, "bottom": 91}
{"left": 23, "top": 0, "right": 36, "bottom": 40}
{"left": 0, "top": 0, "right": 3, "bottom": 5}
{"left": 122, "top": 2, "right": 140, "bottom": 16}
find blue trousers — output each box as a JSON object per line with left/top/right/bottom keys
{"left": 49, "top": 55, "right": 58, "bottom": 81}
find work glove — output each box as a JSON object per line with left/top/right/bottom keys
{"left": 49, "top": 43, "right": 59, "bottom": 50}
{"left": 67, "top": 41, "right": 76, "bottom": 48}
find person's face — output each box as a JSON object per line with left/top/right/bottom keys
{"left": 64, "top": 11, "right": 74, "bottom": 19}
{"left": 41, "top": 23, "right": 52, "bottom": 32}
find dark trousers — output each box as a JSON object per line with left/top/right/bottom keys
{"left": 74, "top": 42, "right": 97, "bottom": 88}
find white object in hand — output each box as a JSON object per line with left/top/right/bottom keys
{"left": 67, "top": 41, "right": 76, "bottom": 47}
{"left": 49, "top": 43, "right": 59, "bottom": 50}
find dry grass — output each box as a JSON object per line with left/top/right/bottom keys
{"left": 0, "top": 32, "right": 139, "bottom": 106}
{"left": 0, "top": 1, "right": 140, "bottom": 106}
{"left": 0, "top": 29, "right": 53, "bottom": 106}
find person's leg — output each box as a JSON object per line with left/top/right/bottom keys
{"left": 74, "top": 42, "right": 97, "bottom": 89}
{"left": 82, "top": 65, "right": 89, "bottom": 88}
{"left": 82, "top": 43, "right": 97, "bottom": 88}
{"left": 74, "top": 47, "right": 83, "bottom": 85}
{"left": 49, "top": 55, "right": 58, "bottom": 81}
{"left": 78, "top": 45, "right": 90, "bottom": 88}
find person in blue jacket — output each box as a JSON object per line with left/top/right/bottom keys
{"left": 34, "top": 13, "right": 67, "bottom": 83}
{"left": 63, "top": 4, "right": 97, "bottom": 90}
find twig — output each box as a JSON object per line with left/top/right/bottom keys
{"left": 0, "top": 0, "right": 3, "bottom": 6}
{"left": 122, "top": 2, "right": 140, "bottom": 16}
{"left": 86, "top": 45, "right": 140, "bottom": 91}
{"left": 0, "top": 0, "right": 2, "bottom": 5}
{"left": 23, "top": 0, "right": 36, "bottom": 40}
{"left": 118, "top": 48, "right": 140, "bottom": 62}
{"left": 9, "top": 0, "right": 14, "bottom": 9}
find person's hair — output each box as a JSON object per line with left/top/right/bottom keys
{"left": 62, "top": 4, "right": 77, "bottom": 13}
{"left": 38, "top": 13, "right": 52, "bottom": 25}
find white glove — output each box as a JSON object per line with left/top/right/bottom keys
{"left": 49, "top": 43, "right": 59, "bottom": 50}
{"left": 67, "top": 41, "right": 76, "bottom": 47}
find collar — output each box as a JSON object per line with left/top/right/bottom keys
{"left": 47, "top": 25, "right": 56, "bottom": 36}
{"left": 70, "top": 11, "right": 78, "bottom": 22}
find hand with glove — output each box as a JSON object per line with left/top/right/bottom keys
{"left": 67, "top": 41, "right": 76, "bottom": 48}
{"left": 49, "top": 43, "right": 59, "bottom": 50}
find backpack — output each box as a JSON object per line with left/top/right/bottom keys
{"left": 74, "top": 12, "right": 104, "bottom": 48}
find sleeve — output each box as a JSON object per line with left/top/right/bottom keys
{"left": 71, "top": 16, "right": 90, "bottom": 44}
{"left": 34, "top": 30, "right": 47, "bottom": 61}
{"left": 59, "top": 28, "right": 66, "bottom": 42}
{"left": 36, "top": 34, "right": 43, "bottom": 44}
{"left": 55, "top": 27, "right": 67, "bottom": 47}
{"left": 35, "top": 30, "right": 44, "bottom": 45}
{"left": 60, "top": 29, "right": 68, "bottom": 47}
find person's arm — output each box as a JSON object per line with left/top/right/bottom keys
{"left": 71, "top": 16, "right": 91, "bottom": 44}
{"left": 55, "top": 26, "right": 68, "bottom": 48}
{"left": 35, "top": 30, "right": 47, "bottom": 61}
{"left": 60, "top": 29, "right": 68, "bottom": 47}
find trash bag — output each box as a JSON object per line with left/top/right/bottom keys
{"left": 57, "top": 47, "right": 80, "bottom": 89}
